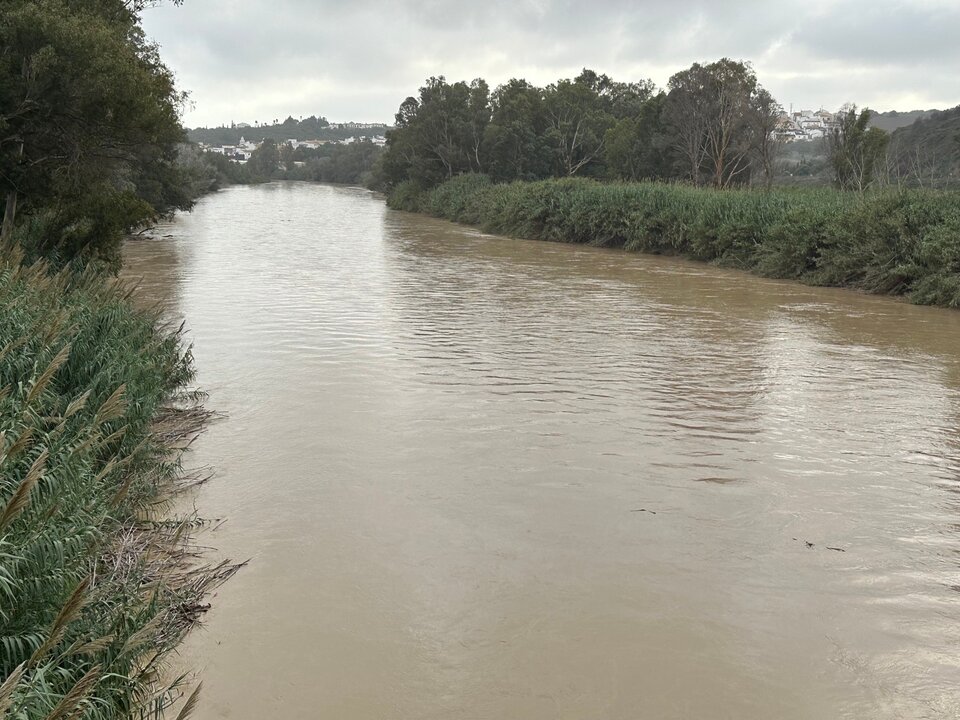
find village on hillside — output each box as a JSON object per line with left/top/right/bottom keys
{"left": 197, "top": 122, "right": 388, "bottom": 164}
{"left": 774, "top": 108, "right": 842, "bottom": 142}
{"left": 202, "top": 132, "right": 387, "bottom": 163}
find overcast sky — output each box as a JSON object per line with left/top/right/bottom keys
{"left": 141, "top": 0, "right": 960, "bottom": 128}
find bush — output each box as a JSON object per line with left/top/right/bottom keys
{"left": 386, "top": 180, "right": 427, "bottom": 212}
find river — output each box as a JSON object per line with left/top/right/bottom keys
{"left": 123, "top": 183, "right": 960, "bottom": 720}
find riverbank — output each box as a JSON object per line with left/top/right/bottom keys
{"left": 0, "top": 247, "right": 236, "bottom": 718}
{"left": 388, "top": 175, "right": 960, "bottom": 308}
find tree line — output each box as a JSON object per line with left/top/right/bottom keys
{"left": 201, "top": 138, "right": 382, "bottom": 186}
{"left": 375, "top": 60, "right": 897, "bottom": 193}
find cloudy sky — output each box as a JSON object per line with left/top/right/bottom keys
{"left": 141, "top": 0, "right": 960, "bottom": 129}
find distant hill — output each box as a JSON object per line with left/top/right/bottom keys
{"left": 887, "top": 106, "right": 960, "bottom": 188}
{"left": 870, "top": 109, "right": 938, "bottom": 133}
{"left": 188, "top": 115, "right": 390, "bottom": 146}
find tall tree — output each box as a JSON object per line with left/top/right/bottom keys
{"left": 662, "top": 63, "right": 713, "bottom": 184}
{"left": 702, "top": 59, "right": 757, "bottom": 188}
{"left": 543, "top": 74, "right": 614, "bottom": 177}
{"left": 829, "top": 105, "right": 889, "bottom": 191}
{"left": 377, "top": 76, "right": 482, "bottom": 188}
{"left": 483, "top": 79, "right": 552, "bottom": 182}
{"left": 748, "top": 88, "right": 784, "bottom": 187}
{"left": 604, "top": 93, "right": 670, "bottom": 181}
{"left": 466, "top": 79, "right": 491, "bottom": 173}
{"left": 664, "top": 59, "right": 779, "bottom": 188}
{"left": 0, "top": 0, "right": 189, "bottom": 266}
{"left": 574, "top": 69, "right": 655, "bottom": 119}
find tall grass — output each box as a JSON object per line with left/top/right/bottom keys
{"left": 0, "top": 248, "right": 238, "bottom": 719}
{"left": 389, "top": 175, "right": 960, "bottom": 308}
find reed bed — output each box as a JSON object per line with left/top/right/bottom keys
{"left": 390, "top": 175, "right": 960, "bottom": 307}
{"left": 0, "top": 248, "right": 240, "bottom": 719}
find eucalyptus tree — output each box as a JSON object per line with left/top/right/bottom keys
{"left": 465, "top": 79, "right": 492, "bottom": 173}
{"left": 664, "top": 59, "right": 780, "bottom": 188}
{"left": 575, "top": 69, "right": 656, "bottom": 120}
{"left": 829, "top": 105, "right": 890, "bottom": 191}
{"left": 482, "top": 79, "right": 552, "bottom": 182}
{"left": 604, "top": 93, "right": 671, "bottom": 181}
{"left": 0, "top": 0, "right": 189, "bottom": 267}
{"left": 542, "top": 73, "right": 616, "bottom": 177}
{"left": 749, "top": 88, "right": 784, "bottom": 187}
{"left": 663, "top": 63, "right": 712, "bottom": 184}
{"left": 378, "top": 76, "right": 490, "bottom": 188}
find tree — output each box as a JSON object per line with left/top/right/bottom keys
{"left": 483, "top": 79, "right": 552, "bottom": 182}
{"left": 248, "top": 138, "right": 281, "bottom": 179}
{"left": 702, "top": 59, "right": 757, "bottom": 188}
{"left": 748, "top": 88, "right": 784, "bottom": 187}
{"left": 543, "top": 74, "right": 614, "bottom": 176}
{"left": 829, "top": 105, "right": 889, "bottom": 191}
{"left": 574, "top": 69, "right": 655, "bottom": 119}
{"left": 663, "top": 63, "right": 713, "bottom": 184}
{"left": 0, "top": 0, "right": 188, "bottom": 266}
{"left": 466, "top": 79, "right": 491, "bottom": 173}
{"left": 604, "top": 93, "right": 670, "bottom": 180}
{"left": 664, "top": 59, "right": 779, "bottom": 188}
{"left": 377, "top": 76, "right": 482, "bottom": 188}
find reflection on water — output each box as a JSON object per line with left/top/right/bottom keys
{"left": 124, "top": 183, "right": 960, "bottom": 720}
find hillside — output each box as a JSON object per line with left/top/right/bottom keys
{"left": 870, "top": 109, "right": 937, "bottom": 133}
{"left": 188, "top": 116, "right": 390, "bottom": 145}
{"left": 888, "top": 105, "right": 960, "bottom": 187}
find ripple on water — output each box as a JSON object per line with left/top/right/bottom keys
{"left": 123, "top": 184, "right": 960, "bottom": 720}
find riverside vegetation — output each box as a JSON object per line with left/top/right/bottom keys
{"left": 1, "top": 0, "right": 236, "bottom": 718}
{"left": 0, "top": 250, "right": 238, "bottom": 719}
{"left": 377, "top": 65, "right": 960, "bottom": 307}
{"left": 389, "top": 175, "right": 960, "bottom": 307}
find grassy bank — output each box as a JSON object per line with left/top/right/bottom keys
{"left": 0, "top": 248, "right": 236, "bottom": 719}
{"left": 389, "top": 175, "right": 960, "bottom": 308}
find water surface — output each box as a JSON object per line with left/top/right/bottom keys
{"left": 124, "top": 183, "right": 960, "bottom": 719}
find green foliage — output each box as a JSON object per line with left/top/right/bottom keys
{"left": 246, "top": 139, "right": 281, "bottom": 182}
{"left": 393, "top": 176, "right": 960, "bottom": 308}
{"left": 0, "top": 0, "right": 191, "bottom": 268}
{"left": 0, "top": 248, "right": 230, "bottom": 719}
{"left": 663, "top": 59, "right": 779, "bottom": 188}
{"left": 482, "top": 79, "right": 553, "bottom": 182}
{"left": 286, "top": 142, "right": 383, "bottom": 186}
{"left": 604, "top": 94, "right": 670, "bottom": 181}
{"left": 378, "top": 77, "right": 492, "bottom": 189}
{"left": 422, "top": 173, "right": 493, "bottom": 223}
{"left": 542, "top": 77, "right": 615, "bottom": 177}
{"left": 379, "top": 70, "right": 669, "bottom": 190}
{"left": 828, "top": 106, "right": 890, "bottom": 191}
{"left": 385, "top": 180, "right": 427, "bottom": 212}
{"left": 886, "top": 105, "right": 960, "bottom": 188}
{"left": 380, "top": 61, "right": 789, "bottom": 195}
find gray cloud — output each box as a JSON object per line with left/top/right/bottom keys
{"left": 140, "top": 0, "right": 960, "bottom": 127}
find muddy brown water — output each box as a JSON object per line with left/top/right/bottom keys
{"left": 124, "top": 183, "right": 960, "bottom": 720}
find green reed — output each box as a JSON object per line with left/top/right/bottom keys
{"left": 389, "top": 175, "right": 960, "bottom": 308}
{"left": 0, "top": 249, "right": 236, "bottom": 719}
